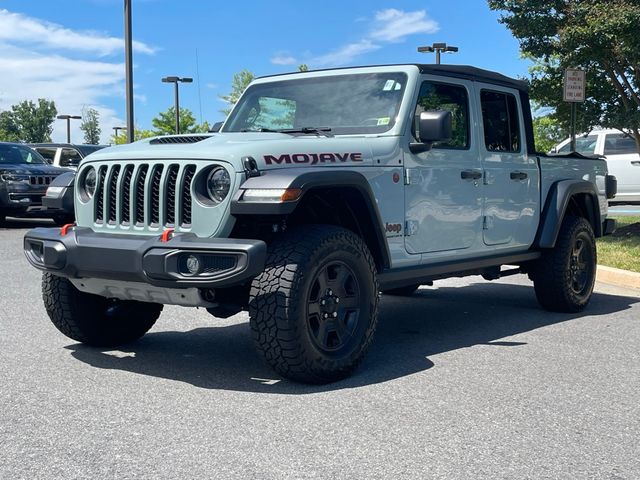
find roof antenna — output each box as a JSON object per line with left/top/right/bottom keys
{"left": 417, "top": 43, "right": 459, "bottom": 64}
{"left": 195, "top": 48, "right": 203, "bottom": 125}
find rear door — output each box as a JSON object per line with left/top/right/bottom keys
{"left": 477, "top": 86, "right": 539, "bottom": 248}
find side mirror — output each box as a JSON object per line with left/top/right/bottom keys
{"left": 209, "top": 121, "right": 224, "bottom": 133}
{"left": 410, "top": 110, "right": 452, "bottom": 154}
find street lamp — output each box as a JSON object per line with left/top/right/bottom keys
{"left": 113, "top": 126, "right": 127, "bottom": 143}
{"left": 57, "top": 115, "right": 82, "bottom": 143}
{"left": 418, "top": 42, "right": 459, "bottom": 64}
{"left": 161, "top": 76, "right": 193, "bottom": 134}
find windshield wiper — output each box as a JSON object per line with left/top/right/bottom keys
{"left": 278, "top": 127, "right": 333, "bottom": 137}
{"left": 240, "top": 126, "right": 333, "bottom": 137}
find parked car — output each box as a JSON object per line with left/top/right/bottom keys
{"left": 0, "top": 142, "right": 73, "bottom": 225}
{"left": 24, "top": 64, "right": 616, "bottom": 383}
{"left": 553, "top": 129, "right": 640, "bottom": 203}
{"left": 30, "top": 143, "right": 107, "bottom": 169}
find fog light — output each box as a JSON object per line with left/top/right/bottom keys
{"left": 186, "top": 255, "right": 201, "bottom": 275}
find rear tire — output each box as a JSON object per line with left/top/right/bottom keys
{"left": 532, "top": 216, "right": 597, "bottom": 313}
{"left": 249, "top": 225, "right": 379, "bottom": 384}
{"left": 42, "top": 273, "right": 162, "bottom": 346}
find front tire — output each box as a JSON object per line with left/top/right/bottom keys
{"left": 249, "top": 225, "right": 379, "bottom": 384}
{"left": 42, "top": 273, "right": 162, "bottom": 346}
{"left": 532, "top": 216, "right": 597, "bottom": 313}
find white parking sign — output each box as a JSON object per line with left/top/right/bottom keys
{"left": 564, "top": 68, "right": 586, "bottom": 102}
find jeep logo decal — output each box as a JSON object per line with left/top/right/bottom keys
{"left": 264, "top": 153, "right": 363, "bottom": 165}
{"left": 385, "top": 223, "right": 402, "bottom": 236}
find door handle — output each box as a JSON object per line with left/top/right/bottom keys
{"left": 510, "top": 171, "right": 528, "bottom": 181}
{"left": 461, "top": 170, "right": 482, "bottom": 180}
{"left": 631, "top": 161, "right": 640, "bottom": 166}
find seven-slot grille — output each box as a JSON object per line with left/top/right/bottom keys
{"left": 29, "top": 175, "right": 57, "bottom": 186}
{"left": 93, "top": 163, "right": 197, "bottom": 229}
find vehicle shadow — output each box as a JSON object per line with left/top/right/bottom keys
{"left": 66, "top": 281, "right": 639, "bottom": 394}
{"left": 0, "top": 217, "right": 54, "bottom": 229}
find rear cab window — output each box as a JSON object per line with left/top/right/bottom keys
{"left": 603, "top": 133, "right": 638, "bottom": 155}
{"left": 480, "top": 90, "right": 521, "bottom": 153}
{"left": 59, "top": 148, "right": 82, "bottom": 167}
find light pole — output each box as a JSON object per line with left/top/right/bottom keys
{"left": 161, "top": 76, "right": 193, "bottom": 134}
{"left": 113, "top": 126, "right": 127, "bottom": 143}
{"left": 124, "top": 0, "right": 134, "bottom": 143}
{"left": 57, "top": 115, "right": 82, "bottom": 143}
{"left": 418, "top": 42, "right": 459, "bottom": 64}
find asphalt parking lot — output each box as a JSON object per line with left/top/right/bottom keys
{"left": 1, "top": 218, "right": 639, "bottom": 480}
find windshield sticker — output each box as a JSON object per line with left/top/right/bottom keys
{"left": 377, "top": 117, "right": 390, "bottom": 126}
{"left": 382, "top": 80, "right": 396, "bottom": 91}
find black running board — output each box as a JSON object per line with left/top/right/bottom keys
{"left": 378, "top": 251, "right": 541, "bottom": 290}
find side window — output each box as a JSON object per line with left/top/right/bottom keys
{"left": 557, "top": 135, "right": 598, "bottom": 155}
{"left": 603, "top": 133, "right": 638, "bottom": 155}
{"left": 414, "top": 81, "right": 469, "bottom": 148}
{"left": 35, "top": 148, "right": 56, "bottom": 163}
{"left": 59, "top": 148, "right": 82, "bottom": 167}
{"left": 480, "top": 90, "right": 521, "bottom": 152}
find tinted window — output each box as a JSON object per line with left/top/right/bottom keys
{"left": 76, "top": 145, "right": 106, "bottom": 156}
{"left": 414, "top": 81, "right": 469, "bottom": 148}
{"left": 557, "top": 135, "right": 598, "bottom": 155}
{"left": 0, "top": 144, "right": 46, "bottom": 164}
{"left": 603, "top": 133, "right": 638, "bottom": 155}
{"left": 35, "top": 147, "right": 57, "bottom": 163}
{"left": 481, "top": 90, "right": 521, "bottom": 152}
{"left": 59, "top": 148, "right": 82, "bottom": 167}
{"left": 224, "top": 73, "right": 407, "bottom": 135}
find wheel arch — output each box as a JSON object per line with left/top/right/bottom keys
{"left": 535, "top": 179, "right": 602, "bottom": 249}
{"left": 230, "top": 170, "right": 390, "bottom": 270}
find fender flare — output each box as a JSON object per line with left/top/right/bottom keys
{"left": 230, "top": 169, "right": 390, "bottom": 269}
{"left": 535, "top": 179, "right": 602, "bottom": 249}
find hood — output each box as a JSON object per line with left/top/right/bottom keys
{"left": 85, "top": 133, "right": 376, "bottom": 172}
{"left": 0, "top": 163, "right": 71, "bottom": 175}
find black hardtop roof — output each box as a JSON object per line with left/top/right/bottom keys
{"left": 260, "top": 64, "right": 528, "bottom": 92}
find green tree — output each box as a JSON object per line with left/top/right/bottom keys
{"left": 298, "top": 64, "right": 309, "bottom": 72}
{"left": 488, "top": 0, "right": 640, "bottom": 148}
{"left": 0, "top": 99, "right": 57, "bottom": 143}
{"left": 111, "top": 128, "right": 155, "bottom": 145}
{"left": 219, "top": 69, "right": 254, "bottom": 116}
{"left": 80, "top": 108, "right": 101, "bottom": 144}
{"left": 152, "top": 106, "right": 198, "bottom": 135}
{"left": 533, "top": 114, "right": 565, "bottom": 153}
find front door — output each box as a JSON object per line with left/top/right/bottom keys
{"left": 404, "top": 78, "right": 484, "bottom": 255}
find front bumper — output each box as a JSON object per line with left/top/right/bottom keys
{"left": 24, "top": 227, "right": 266, "bottom": 289}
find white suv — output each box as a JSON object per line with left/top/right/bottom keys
{"left": 554, "top": 129, "right": 640, "bottom": 203}
{"left": 30, "top": 144, "right": 107, "bottom": 170}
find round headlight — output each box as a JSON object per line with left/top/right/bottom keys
{"left": 82, "top": 167, "right": 97, "bottom": 199}
{"left": 206, "top": 167, "right": 231, "bottom": 203}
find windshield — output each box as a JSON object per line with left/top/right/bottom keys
{"left": 223, "top": 72, "right": 408, "bottom": 135}
{"left": 0, "top": 144, "right": 47, "bottom": 164}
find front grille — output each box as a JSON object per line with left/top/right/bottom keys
{"left": 93, "top": 162, "right": 196, "bottom": 229}
{"left": 29, "top": 175, "right": 57, "bottom": 186}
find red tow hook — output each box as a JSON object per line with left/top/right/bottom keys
{"left": 160, "top": 228, "right": 175, "bottom": 242}
{"left": 60, "top": 223, "right": 75, "bottom": 236}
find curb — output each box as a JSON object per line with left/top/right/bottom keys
{"left": 596, "top": 264, "right": 640, "bottom": 290}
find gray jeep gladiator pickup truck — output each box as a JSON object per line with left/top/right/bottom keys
{"left": 24, "top": 64, "right": 617, "bottom": 383}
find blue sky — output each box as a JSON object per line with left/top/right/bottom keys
{"left": 0, "top": 0, "right": 527, "bottom": 143}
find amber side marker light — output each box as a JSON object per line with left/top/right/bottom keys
{"left": 242, "top": 188, "right": 302, "bottom": 203}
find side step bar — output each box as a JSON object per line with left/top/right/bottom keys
{"left": 378, "top": 252, "right": 541, "bottom": 290}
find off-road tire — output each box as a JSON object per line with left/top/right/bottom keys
{"left": 249, "top": 225, "right": 379, "bottom": 384}
{"left": 383, "top": 284, "right": 421, "bottom": 296}
{"left": 533, "top": 216, "right": 597, "bottom": 313}
{"left": 42, "top": 273, "right": 162, "bottom": 346}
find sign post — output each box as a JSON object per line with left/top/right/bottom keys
{"left": 564, "top": 68, "right": 586, "bottom": 152}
